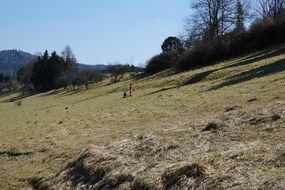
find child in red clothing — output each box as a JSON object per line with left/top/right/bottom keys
{"left": 129, "top": 84, "right": 133, "bottom": 96}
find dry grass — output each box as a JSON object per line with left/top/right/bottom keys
{"left": 0, "top": 44, "right": 284, "bottom": 189}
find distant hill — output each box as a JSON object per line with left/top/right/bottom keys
{"left": 77, "top": 63, "right": 107, "bottom": 71}
{"left": 0, "top": 50, "right": 107, "bottom": 75}
{"left": 0, "top": 50, "right": 34, "bottom": 75}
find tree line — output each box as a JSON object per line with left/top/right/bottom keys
{"left": 0, "top": 45, "right": 142, "bottom": 94}
{"left": 0, "top": 73, "right": 17, "bottom": 93}
{"left": 146, "top": 0, "right": 285, "bottom": 73}
{"left": 16, "top": 46, "right": 102, "bottom": 92}
{"left": 13, "top": 46, "right": 142, "bottom": 93}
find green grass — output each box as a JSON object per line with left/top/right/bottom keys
{"left": 0, "top": 45, "right": 285, "bottom": 189}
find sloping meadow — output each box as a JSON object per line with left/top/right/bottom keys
{"left": 0, "top": 45, "right": 284, "bottom": 189}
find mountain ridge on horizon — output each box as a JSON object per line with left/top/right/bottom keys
{"left": 0, "top": 49, "right": 34, "bottom": 75}
{"left": 0, "top": 49, "right": 107, "bottom": 75}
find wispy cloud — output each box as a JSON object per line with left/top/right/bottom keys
{"left": 153, "top": 19, "right": 161, "bottom": 23}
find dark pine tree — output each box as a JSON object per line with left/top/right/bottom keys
{"left": 0, "top": 73, "right": 4, "bottom": 83}
{"left": 31, "top": 50, "right": 50, "bottom": 91}
{"left": 235, "top": 0, "right": 245, "bottom": 33}
{"left": 48, "top": 51, "right": 65, "bottom": 88}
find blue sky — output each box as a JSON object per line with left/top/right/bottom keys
{"left": 0, "top": 0, "right": 190, "bottom": 66}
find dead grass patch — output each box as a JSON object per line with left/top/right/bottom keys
{"left": 161, "top": 163, "right": 210, "bottom": 189}
{"left": 202, "top": 122, "right": 226, "bottom": 132}
{"left": 0, "top": 150, "right": 33, "bottom": 158}
{"left": 248, "top": 114, "right": 281, "bottom": 125}
{"left": 53, "top": 135, "right": 203, "bottom": 189}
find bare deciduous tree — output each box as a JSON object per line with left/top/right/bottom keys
{"left": 77, "top": 70, "right": 104, "bottom": 89}
{"left": 61, "top": 45, "right": 77, "bottom": 73}
{"left": 185, "top": 0, "right": 251, "bottom": 40}
{"left": 257, "top": 0, "right": 285, "bottom": 20}
{"left": 17, "top": 58, "right": 36, "bottom": 92}
{"left": 107, "top": 63, "right": 130, "bottom": 83}
{"left": 186, "top": 0, "right": 235, "bottom": 39}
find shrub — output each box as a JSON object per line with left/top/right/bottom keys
{"left": 176, "top": 38, "right": 230, "bottom": 71}
{"left": 145, "top": 53, "right": 176, "bottom": 74}
{"left": 176, "top": 19, "right": 285, "bottom": 71}
{"left": 15, "top": 100, "right": 22, "bottom": 106}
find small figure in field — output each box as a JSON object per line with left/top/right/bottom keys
{"left": 123, "top": 91, "right": 128, "bottom": 98}
{"left": 129, "top": 84, "right": 133, "bottom": 96}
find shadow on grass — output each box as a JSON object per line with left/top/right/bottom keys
{"left": 238, "top": 46, "right": 285, "bottom": 62}
{"left": 0, "top": 91, "right": 17, "bottom": 98}
{"left": 145, "top": 85, "right": 178, "bottom": 96}
{"left": 224, "top": 47, "right": 285, "bottom": 69}
{"left": 208, "top": 58, "right": 285, "bottom": 91}
{"left": 1, "top": 92, "right": 37, "bottom": 103}
{"left": 39, "top": 89, "right": 65, "bottom": 97}
{"left": 60, "top": 82, "right": 108, "bottom": 97}
{"left": 133, "top": 69, "right": 178, "bottom": 82}
{"left": 183, "top": 70, "right": 217, "bottom": 86}
{"left": 60, "top": 89, "right": 82, "bottom": 96}
{"left": 27, "top": 177, "right": 50, "bottom": 190}
{"left": 182, "top": 47, "right": 285, "bottom": 87}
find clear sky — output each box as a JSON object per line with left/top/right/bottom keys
{"left": 0, "top": 0, "right": 190, "bottom": 66}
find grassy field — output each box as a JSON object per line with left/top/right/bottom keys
{"left": 0, "top": 45, "right": 285, "bottom": 189}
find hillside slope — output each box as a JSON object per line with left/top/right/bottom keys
{"left": 0, "top": 45, "right": 284, "bottom": 189}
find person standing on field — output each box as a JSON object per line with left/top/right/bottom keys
{"left": 129, "top": 84, "right": 133, "bottom": 96}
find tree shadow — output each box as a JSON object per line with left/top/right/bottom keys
{"left": 208, "top": 58, "right": 285, "bottom": 91}
{"left": 238, "top": 46, "right": 285, "bottom": 62}
{"left": 145, "top": 85, "right": 178, "bottom": 96}
{"left": 183, "top": 70, "right": 218, "bottom": 86}
{"left": 39, "top": 89, "right": 65, "bottom": 97}
{"left": 1, "top": 92, "right": 37, "bottom": 103}
{"left": 0, "top": 91, "right": 17, "bottom": 98}
{"left": 61, "top": 89, "right": 82, "bottom": 96}
{"left": 182, "top": 47, "right": 285, "bottom": 87}
{"left": 223, "top": 47, "right": 285, "bottom": 69}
